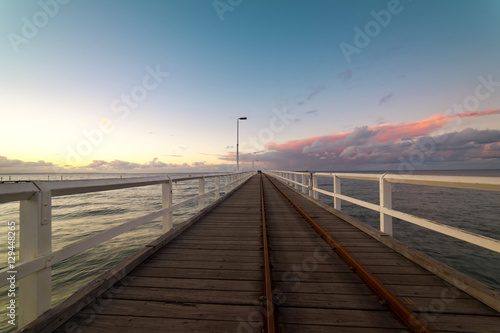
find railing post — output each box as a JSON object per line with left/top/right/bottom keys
{"left": 380, "top": 174, "right": 393, "bottom": 236}
{"left": 198, "top": 177, "right": 205, "bottom": 210}
{"left": 333, "top": 175, "right": 341, "bottom": 210}
{"left": 19, "top": 182, "right": 52, "bottom": 328}
{"left": 162, "top": 179, "right": 173, "bottom": 232}
{"left": 215, "top": 176, "right": 221, "bottom": 200}
{"left": 302, "top": 174, "right": 307, "bottom": 194}
{"left": 312, "top": 174, "right": 319, "bottom": 200}
{"left": 308, "top": 173, "right": 313, "bottom": 197}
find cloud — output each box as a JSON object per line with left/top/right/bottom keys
{"left": 441, "top": 128, "right": 500, "bottom": 146}
{"left": 379, "top": 93, "right": 393, "bottom": 105}
{"left": 0, "top": 156, "right": 57, "bottom": 173}
{"left": 297, "top": 84, "right": 326, "bottom": 106}
{"left": 81, "top": 158, "right": 225, "bottom": 172}
{"left": 457, "top": 109, "right": 500, "bottom": 119}
{"left": 143, "top": 157, "right": 168, "bottom": 168}
{"left": 87, "top": 160, "right": 108, "bottom": 168}
{"left": 306, "top": 85, "right": 325, "bottom": 101}
{"left": 258, "top": 109, "right": 500, "bottom": 171}
{"left": 306, "top": 109, "right": 318, "bottom": 115}
{"left": 162, "top": 154, "right": 183, "bottom": 158}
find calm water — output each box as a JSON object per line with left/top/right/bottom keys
{"left": 1, "top": 170, "right": 499, "bottom": 331}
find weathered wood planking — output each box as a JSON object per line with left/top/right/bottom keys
{"left": 268, "top": 176, "right": 500, "bottom": 332}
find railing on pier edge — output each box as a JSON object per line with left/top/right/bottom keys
{"left": 0, "top": 171, "right": 255, "bottom": 329}
{"left": 266, "top": 170, "right": 500, "bottom": 310}
{"left": 266, "top": 170, "right": 500, "bottom": 253}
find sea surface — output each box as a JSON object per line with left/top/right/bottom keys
{"left": 0, "top": 170, "right": 499, "bottom": 332}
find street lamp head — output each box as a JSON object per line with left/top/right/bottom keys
{"left": 239, "top": 117, "right": 247, "bottom": 120}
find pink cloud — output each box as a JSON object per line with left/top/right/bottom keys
{"left": 370, "top": 114, "right": 452, "bottom": 143}
{"left": 268, "top": 109, "right": 500, "bottom": 152}
{"left": 457, "top": 109, "right": 500, "bottom": 119}
{"left": 266, "top": 133, "right": 348, "bottom": 152}
{"left": 254, "top": 109, "right": 500, "bottom": 170}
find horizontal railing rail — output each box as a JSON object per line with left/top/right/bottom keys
{"left": 266, "top": 170, "right": 500, "bottom": 254}
{"left": 0, "top": 171, "right": 255, "bottom": 328}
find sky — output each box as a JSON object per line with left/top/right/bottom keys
{"left": 1, "top": 0, "right": 500, "bottom": 174}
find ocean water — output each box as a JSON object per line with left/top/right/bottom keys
{"left": 0, "top": 170, "right": 499, "bottom": 331}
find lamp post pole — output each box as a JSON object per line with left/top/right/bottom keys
{"left": 237, "top": 117, "right": 247, "bottom": 172}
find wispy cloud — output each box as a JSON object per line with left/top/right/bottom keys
{"left": 297, "top": 84, "right": 326, "bottom": 106}
{"left": 379, "top": 93, "right": 393, "bottom": 105}
{"left": 162, "top": 154, "right": 183, "bottom": 158}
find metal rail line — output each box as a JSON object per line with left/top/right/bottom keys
{"left": 264, "top": 174, "right": 434, "bottom": 333}
{"left": 260, "top": 174, "right": 277, "bottom": 333}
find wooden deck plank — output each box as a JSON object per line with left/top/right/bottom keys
{"left": 98, "top": 286, "right": 263, "bottom": 305}
{"left": 148, "top": 252, "right": 263, "bottom": 263}
{"left": 78, "top": 300, "right": 262, "bottom": 321}
{"left": 277, "top": 307, "right": 405, "bottom": 329}
{"left": 130, "top": 264, "right": 263, "bottom": 280}
{"left": 55, "top": 315, "right": 263, "bottom": 333}
{"left": 124, "top": 276, "right": 262, "bottom": 291}
{"left": 279, "top": 325, "right": 406, "bottom": 333}
{"left": 140, "top": 259, "right": 261, "bottom": 270}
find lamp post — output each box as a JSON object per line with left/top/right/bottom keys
{"left": 237, "top": 117, "right": 247, "bottom": 172}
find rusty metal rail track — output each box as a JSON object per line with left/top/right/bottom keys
{"left": 264, "top": 174, "right": 433, "bottom": 333}
{"left": 260, "top": 174, "right": 277, "bottom": 333}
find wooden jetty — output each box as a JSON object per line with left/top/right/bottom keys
{"left": 15, "top": 174, "right": 500, "bottom": 332}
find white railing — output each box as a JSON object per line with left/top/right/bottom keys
{"left": 266, "top": 170, "right": 500, "bottom": 254}
{"left": 0, "top": 171, "right": 255, "bottom": 328}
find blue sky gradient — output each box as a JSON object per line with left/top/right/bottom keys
{"left": 1, "top": 0, "right": 500, "bottom": 173}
